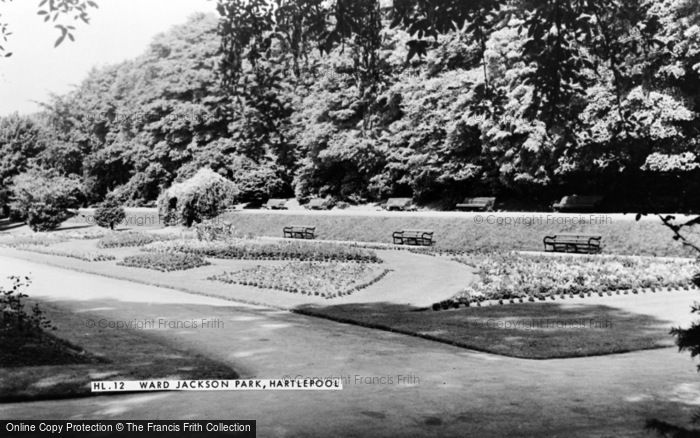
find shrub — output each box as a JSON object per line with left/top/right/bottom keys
{"left": 0, "top": 276, "right": 54, "bottom": 333}
{"left": 93, "top": 198, "right": 126, "bottom": 230}
{"left": 118, "top": 253, "right": 210, "bottom": 272}
{"left": 157, "top": 168, "right": 238, "bottom": 227}
{"left": 9, "top": 169, "right": 82, "bottom": 231}
{"left": 194, "top": 219, "right": 236, "bottom": 242}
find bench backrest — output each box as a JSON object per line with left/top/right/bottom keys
{"left": 307, "top": 198, "right": 327, "bottom": 208}
{"left": 461, "top": 197, "right": 495, "bottom": 205}
{"left": 558, "top": 195, "right": 603, "bottom": 206}
{"left": 386, "top": 198, "right": 413, "bottom": 209}
{"left": 266, "top": 198, "right": 287, "bottom": 208}
{"left": 545, "top": 234, "right": 601, "bottom": 242}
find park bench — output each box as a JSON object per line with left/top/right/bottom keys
{"left": 263, "top": 198, "right": 288, "bottom": 210}
{"left": 543, "top": 233, "right": 602, "bottom": 254}
{"left": 455, "top": 197, "right": 496, "bottom": 211}
{"left": 392, "top": 229, "right": 434, "bottom": 246}
{"left": 552, "top": 195, "right": 603, "bottom": 212}
{"left": 283, "top": 225, "right": 316, "bottom": 239}
{"left": 306, "top": 198, "right": 331, "bottom": 210}
{"left": 383, "top": 198, "right": 417, "bottom": 212}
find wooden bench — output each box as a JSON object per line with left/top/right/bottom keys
{"left": 264, "top": 198, "right": 288, "bottom": 210}
{"left": 552, "top": 195, "right": 603, "bottom": 212}
{"left": 283, "top": 226, "right": 316, "bottom": 239}
{"left": 392, "top": 229, "right": 434, "bottom": 246}
{"left": 384, "top": 198, "right": 417, "bottom": 211}
{"left": 543, "top": 234, "right": 602, "bottom": 254}
{"left": 306, "top": 198, "right": 330, "bottom": 210}
{"left": 456, "top": 197, "right": 496, "bottom": 211}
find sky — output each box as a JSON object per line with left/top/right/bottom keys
{"left": 0, "top": 0, "right": 216, "bottom": 116}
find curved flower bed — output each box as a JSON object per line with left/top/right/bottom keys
{"left": 453, "top": 252, "right": 696, "bottom": 302}
{"left": 209, "top": 262, "right": 391, "bottom": 299}
{"left": 142, "top": 239, "right": 380, "bottom": 263}
{"left": 97, "top": 231, "right": 178, "bottom": 249}
{"left": 13, "top": 245, "right": 116, "bottom": 262}
{"left": 0, "top": 234, "right": 68, "bottom": 247}
{"left": 117, "top": 253, "right": 210, "bottom": 272}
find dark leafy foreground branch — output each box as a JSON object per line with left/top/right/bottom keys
{"left": 657, "top": 215, "right": 700, "bottom": 255}
{"left": 644, "top": 214, "right": 700, "bottom": 436}
{"left": 0, "top": 0, "right": 98, "bottom": 57}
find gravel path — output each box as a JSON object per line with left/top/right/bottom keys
{"left": 0, "top": 247, "right": 474, "bottom": 309}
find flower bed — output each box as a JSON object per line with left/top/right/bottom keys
{"left": 13, "top": 245, "right": 116, "bottom": 262}
{"left": 97, "top": 231, "right": 177, "bottom": 249}
{"left": 209, "top": 262, "right": 391, "bottom": 299}
{"left": 0, "top": 234, "right": 68, "bottom": 247}
{"left": 452, "top": 252, "right": 696, "bottom": 303}
{"left": 142, "top": 239, "right": 381, "bottom": 263}
{"left": 117, "top": 253, "right": 210, "bottom": 272}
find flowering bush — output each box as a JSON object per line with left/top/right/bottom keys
{"left": 142, "top": 239, "right": 381, "bottom": 263}
{"left": 453, "top": 252, "right": 696, "bottom": 302}
{"left": 97, "top": 231, "right": 177, "bottom": 249}
{"left": 194, "top": 219, "right": 236, "bottom": 242}
{"left": 157, "top": 168, "right": 238, "bottom": 227}
{"left": 209, "top": 262, "right": 391, "bottom": 299}
{"left": 14, "top": 245, "right": 115, "bottom": 262}
{"left": 117, "top": 253, "right": 210, "bottom": 272}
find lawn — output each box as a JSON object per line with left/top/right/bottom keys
{"left": 0, "top": 299, "right": 238, "bottom": 402}
{"left": 65, "top": 207, "right": 700, "bottom": 256}
{"left": 296, "top": 302, "right": 673, "bottom": 359}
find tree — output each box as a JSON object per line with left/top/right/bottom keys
{"left": 157, "top": 168, "right": 238, "bottom": 227}
{"left": 93, "top": 196, "right": 125, "bottom": 230}
{"left": 9, "top": 168, "right": 82, "bottom": 231}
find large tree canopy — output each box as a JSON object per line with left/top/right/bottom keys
{"left": 2, "top": 0, "right": 699, "bottom": 210}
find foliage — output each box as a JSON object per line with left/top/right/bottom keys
{"left": 9, "top": 168, "right": 82, "bottom": 231}
{"left": 157, "top": 168, "right": 238, "bottom": 227}
{"left": 453, "top": 252, "right": 695, "bottom": 301}
{"left": 93, "top": 197, "right": 126, "bottom": 230}
{"left": 209, "top": 261, "right": 390, "bottom": 298}
{"left": 7, "top": 3, "right": 700, "bottom": 208}
{"left": 0, "top": 276, "right": 54, "bottom": 334}
{"left": 117, "top": 253, "right": 210, "bottom": 272}
{"left": 0, "top": 0, "right": 97, "bottom": 58}
{"left": 194, "top": 219, "right": 236, "bottom": 242}
{"left": 142, "top": 238, "right": 381, "bottom": 262}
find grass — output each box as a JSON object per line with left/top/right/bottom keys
{"left": 296, "top": 302, "right": 673, "bottom": 359}
{"left": 0, "top": 300, "right": 238, "bottom": 403}
{"left": 221, "top": 210, "right": 700, "bottom": 257}
{"left": 118, "top": 253, "right": 210, "bottom": 271}
{"left": 1, "top": 328, "right": 104, "bottom": 368}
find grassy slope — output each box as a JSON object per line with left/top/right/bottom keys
{"left": 67, "top": 208, "right": 695, "bottom": 256}
{"left": 223, "top": 211, "right": 696, "bottom": 257}
{"left": 297, "top": 302, "right": 673, "bottom": 359}
{"left": 0, "top": 300, "right": 238, "bottom": 402}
